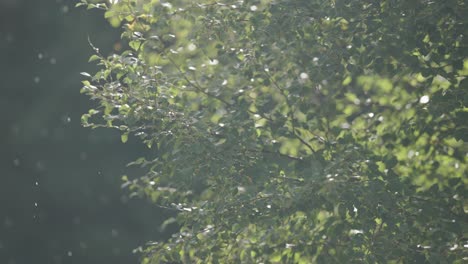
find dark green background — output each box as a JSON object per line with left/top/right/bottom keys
{"left": 0, "top": 0, "right": 171, "bottom": 263}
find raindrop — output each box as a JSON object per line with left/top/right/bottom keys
{"left": 40, "top": 128, "right": 49, "bottom": 137}
{"left": 33, "top": 76, "right": 40, "bottom": 83}
{"left": 34, "top": 202, "right": 38, "bottom": 207}
{"left": 67, "top": 251, "right": 72, "bottom": 257}
{"left": 4, "top": 217, "right": 13, "bottom": 228}
{"left": 73, "top": 217, "right": 81, "bottom": 225}
{"left": 111, "top": 229, "right": 119, "bottom": 237}
{"left": 79, "top": 242, "right": 88, "bottom": 249}
{"left": 35, "top": 181, "right": 39, "bottom": 186}
{"left": 38, "top": 53, "right": 44, "bottom": 60}
{"left": 209, "top": 59, "right": 219, "bottom": 65}
{"left": 61, "top": 5, "right": 69, "bottom": 13}
{"left": 222, "top": 80, "right": 228, "bottom": 86}
{"left": 187, "top": 43, "right": 196, "bottom": 51}
{"left": 35, "top": 161, "right": 45, "bottom": 171}
{"left": 79, "top": 152, "right": 88, "bottom": 161}
{"left": 62, "top": 116, "right": 71, "bottom": 124}
{"left": 250, "top": 5, "right": 258, "bottom": 11}
{"left": 50, "top": 58, "right": 57, "bottom": 64}
{"left": 161, "top": 2, "right": 172, "bottom": 8}
{"left": 419, "top": 95, "right": 429, "bottom": 104}
{"left": 341, "top": 122, "right": 350, "bottom": 129}
{"left": 13, "top": 159, "right": 20, "bottom": 166}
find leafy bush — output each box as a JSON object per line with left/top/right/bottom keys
{"left": 79, "top": 0, "right": 467, "bottom": 263}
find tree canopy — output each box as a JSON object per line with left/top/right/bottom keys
{"left": 79, "top": 0, "right": 467, "bottom": 263}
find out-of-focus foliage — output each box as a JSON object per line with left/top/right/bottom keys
{"left": 80, "top": 0, "right": 468, "bottom": 262}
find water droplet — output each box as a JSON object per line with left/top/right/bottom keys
{"left": 79, "top": 242, "right": 88, "bottom": 249}
{"left": 111, "top": 229, "right": 119, "bottom": 237}
{"left": 62, "top": 115, "right": 71, "bottom": 123}
{"left": 34, "top": 202, "right": 38, "bottom": 207}
{"left": 50, "top": 58, "right": 57, "bottom": 64}
{"left": 161, "top": 2, "right": 172, "bottom": 8}
{"left": 250, "top": 5, "right": 258, "bottom": 11}
{"left": 419, "top": 95, "right": 429, "bottom": 104}
{"left": 35, "top": 181, "right": 39, "bottom": 186}
{"left": 35, "top": 161, "right": 45, "bottom": 171}
{"left": 73, "top": 217, "right": 81, "bottom": 225}
{"left": 61, "top": 5, "right": 69, "bottom": 13}
{"left": 222, "top": 80, "right": 228, "bottom": 86}
{"left": 6, "top": 33, "right": 14, "bottom": 42}
{"left": 38, "top": 53, "right": 43, "bottom": 59}
{"left": 67, "top": 251, "right": 72, "bottom": 257}
{"left": 79, "top": 152, "right": 88, "bottom": 161}
{"left": 13, "top": 159, "right": 20, "bottom": 166}
{"left": 187, "top": 43, "right": 196, "bottom": 51}
{"left": 4, "top": 217, "right": 13, "bottom": 228}
{"left": 33, "top": 76, "right": 40, "bottom": 83}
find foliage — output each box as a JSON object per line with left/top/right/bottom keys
{"left": 79, "top": 0, "right": 468, "bottom": 263}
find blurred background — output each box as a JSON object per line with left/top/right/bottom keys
{"left": 0, "top": 0, "right": 172, "bottom": 263}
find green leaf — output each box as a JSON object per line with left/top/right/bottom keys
{"left": 121, "top": 133, "right": 128, "bottom": 143}
{"left": 129, "top": 40, "right": 141, "bottom": 51}
{"left": 88, "top": 54, "right": 100, "bottom": 62}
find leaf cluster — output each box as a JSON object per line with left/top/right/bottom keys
{"left": 79, "top": 0, "right": 468, "bottom": 263}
